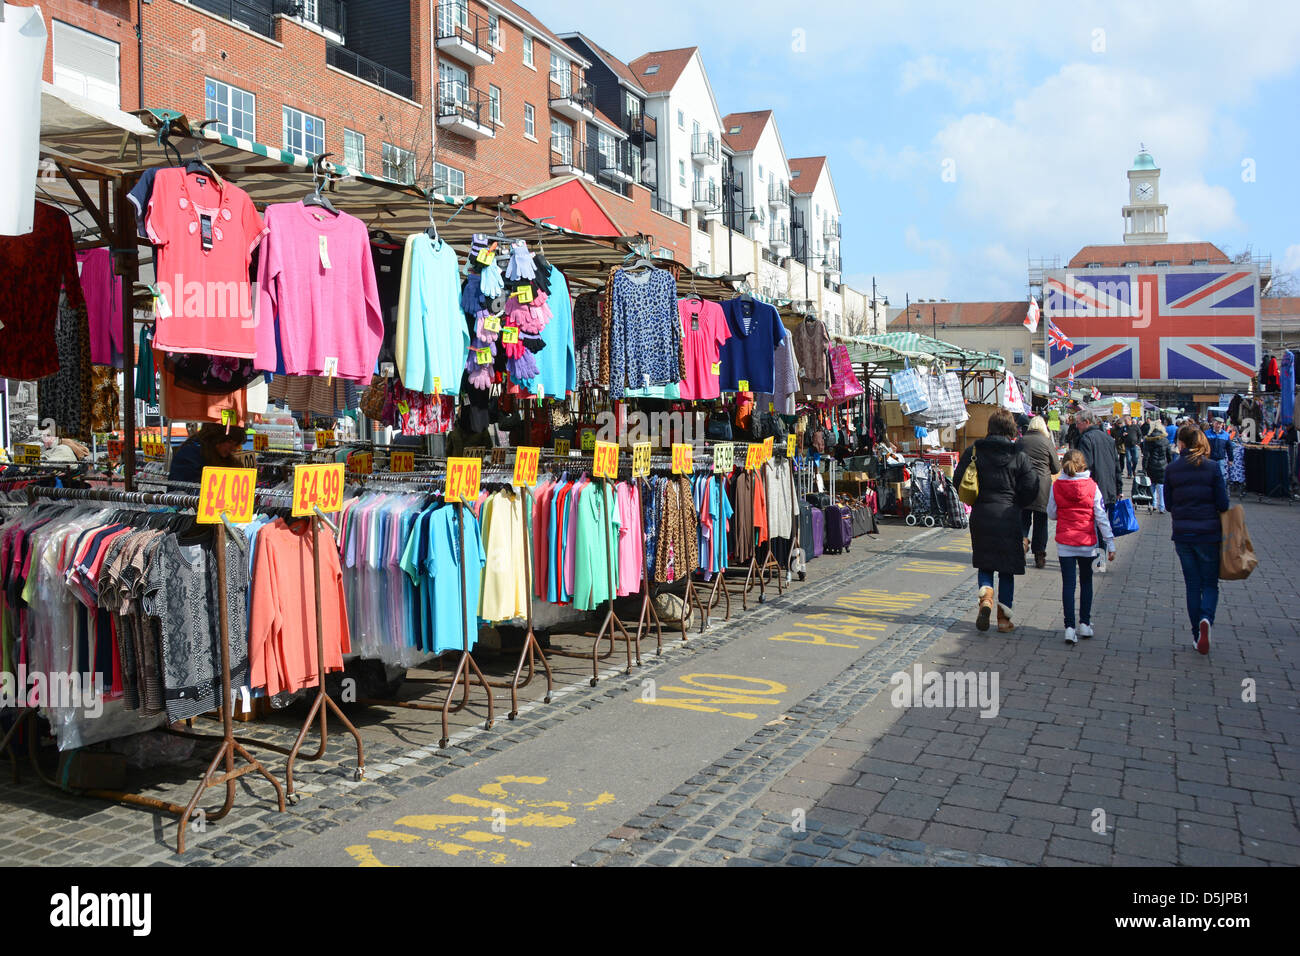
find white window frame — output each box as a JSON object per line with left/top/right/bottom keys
{"left": 433, "top": 162, "right": 465, "bottom": 197}
{"left": 489, "top": 13, "right": 502, "bottom": 49}
{"left": 438, "top": 1, "right": 467, "bottom": 37}
{"left": 677, "top": 109, "right": 685, "bottom": 129}
{"left": 282, "top": 106, "right": 324, "bottom": 158}
{"left": 678, "top": 160, "right": 686, "bottom": 187}
{"left": 489, "top": 84, "right": 502, "bottom": 125}
{"left": 343, "top": 128, "right": 365, "bottom": 171}
{"left": 53, "top": 22, "right": 121, "bottom": 110}
{"left": 382, "top": 142, "right": 416, "bottom": 184}
{"left": 204, "top": 76, "right": 255, "bottom": 140}
{"left": 524, "top": 103, "right": 535, "bottom": 139}
{"left": 551, "top": 117, "right": 573, "bottom": 164}
{"left": 522, "top": 35, "right": 534, "bottom": 69}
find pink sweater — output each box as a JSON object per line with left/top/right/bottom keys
{"left": 255, "top": 201, "right": 383, "bottom": 382}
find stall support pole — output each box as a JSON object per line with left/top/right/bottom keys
{"left": 500, "top": 487, "right": 553, "bottom": 718}
{"left": 437, "top": 501, "right": 494, "bottom": 748}
{"left": 281, "top": 511, "right": 366, "bottom": 799}
{"left": 633, "top": 476, "right": 664, "bottom": 656}
{"left": 114, "top": 181, "right": 138, "bottom": 491}
{"left": 589, "top": 476, "right": 633, "bottom": 682}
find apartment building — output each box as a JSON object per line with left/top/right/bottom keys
{"left": 789, "top": 156, "right": 845, "bottom": 330}
{"left": 627, "top": 46, "right": 726, "bottom": 271}
{"left": 721, "top": 110, "right": 794, "bottom": 298}
{"left": 23, "top": 0, "right": 433, "bottom": 181}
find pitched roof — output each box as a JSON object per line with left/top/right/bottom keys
{"left": 627, "top": 47, "right": 697, "bottom": 94}
{"left": 789, "top": 156, "right": 826, "bottom": 194}
{"left": 561, "top": 32, "right": 647, "bottom": 95}
{"left": 721, "top": 110, "right": 772, "bottom": 153}
{"left": 886, "top": 301, "right": 1030, "bottom": 331}
{"left": 1067, "top": 242, "right": 1231, "bottom": 268}
{"left": 496, "top": 1, "right": 588, "bottom": 65}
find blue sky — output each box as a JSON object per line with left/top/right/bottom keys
{"left": 527, "top": 0, "right": 1300, "bottom": 303}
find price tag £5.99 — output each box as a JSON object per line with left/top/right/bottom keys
{"left": 292, "top": 462, "right": 345, "bottom": 517}
{"left": 198, "top": 467, "right": 257, "bottom": 524}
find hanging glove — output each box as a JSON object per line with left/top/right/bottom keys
{"left": 508, "top": 350, "right": 539, "bottom": 383}
{"left": 460, "top": 272, "right": 485, "bottom": 315}
{"left": 505, "top": 240, "right": 536, "bottom": 281}
{"left": 475, "top": 312, "right": 499, "bottom": 343}
{"left": 479, "top": 258, "right": 504, "bottom": 297}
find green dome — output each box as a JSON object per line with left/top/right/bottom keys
{"left": 1132, "top": 150, "right": 1157, "bottom": 170}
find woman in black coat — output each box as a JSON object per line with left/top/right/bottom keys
{"left": 954, "top": 408, "right": 1042, "bottom": 633}
{"left": 1142, "top": 428, "right": 1170, "bottom": 513}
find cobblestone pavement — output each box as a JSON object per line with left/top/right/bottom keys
{"left": 585, "top": 499, "right": 1300, "bottom": 866}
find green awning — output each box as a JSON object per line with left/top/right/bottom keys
{"left": 837, "top": 332, "right": 1005, "bottom": 372}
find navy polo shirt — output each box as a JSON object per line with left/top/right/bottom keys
{"left": 719, "top": 298, "right": 785, "bottom": 393}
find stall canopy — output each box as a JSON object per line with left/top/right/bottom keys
{"left": 837, "top": 332, "right": 1005, "bottom": 372}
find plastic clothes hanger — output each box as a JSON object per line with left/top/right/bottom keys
{"left": 303, "top": 155, "right": 339, "bottom": 215}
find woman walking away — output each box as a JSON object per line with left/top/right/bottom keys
{"left": 1048, "top": 450, "right": 1116, "bottom": 644}
{"left": 1016, "top": 416, "right": 1061, "bottom": 568}
{"left": 1142, "top": 424, "right": 1170, "bottom": 513}
{"left": 954, "top": 408, "right": 1042, "bottom": 633}
{"left": 1165, "top": 424, "right": 1231, "bottom": 655}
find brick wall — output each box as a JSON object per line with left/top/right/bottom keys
{"left": 15, "top": 0, "right": 140, "bottom": 108}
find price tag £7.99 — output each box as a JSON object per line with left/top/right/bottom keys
{"left": 292, "top": 462, "right": 345, "bottom": 517}
{"left": 445, "top": 457, "right": 482, "bottom": 502}
{"left": 198, "top": 467, "right": 257, "bottom": 524}
{"left": 593, "top": 441, "right": 619, "bottom": 479}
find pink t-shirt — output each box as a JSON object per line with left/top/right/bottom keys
{"left": 678, "top": 298, "right": 731, "bottom": 400}
{"left": 78, "top": 249, "right": 123, "bottom": 366}
{"left": 147, "top": 169, "right": 265, "bottom": 358}
{"left": 255, "top": 202, "right": 383, "bottom": 383}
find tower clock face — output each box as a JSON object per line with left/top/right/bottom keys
{"left": 1136, "top": 181, "right": 1153, "bottom": 200}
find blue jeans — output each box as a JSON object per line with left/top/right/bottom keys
{"left": 977, "top": 569, "right": 1014, "bottom": 608}
{"left": 1174, "top": 541, "right": 1220, "bottom": 636}
{"left": 1059, "top": 556, "right": 1093, "bottom": 628}
{"left": 1126, "top": 445, "right": 1139, "bottom": 476}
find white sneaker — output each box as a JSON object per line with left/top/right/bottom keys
{"left": 1078, "top": 623, "right": 1094, "bottom": 639}
{"left": 1093, "top": 554, "right": 1107, "bottom": 573}
{"left": 1064, "top": 627, "right": 1078, "bottom": 644}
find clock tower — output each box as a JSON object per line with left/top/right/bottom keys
{"left": 1122, "top": 146, "right": 1168, "bottom": 244}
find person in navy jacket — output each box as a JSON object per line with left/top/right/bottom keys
{"left": 1164, "top": 424, "right": 1231, "bottom": 655}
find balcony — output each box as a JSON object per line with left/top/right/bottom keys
{"left": 652, "top": 194, "right": 682, "bottom": 220}
{"left": 549, "top": 74, "right": 596, "bottom": 121}
{"left": 194, "top": 0, "right": 345, "bottom": 40}
{"left": 326, "top": 43, "right": 413, "bottom": 98}
{"left": 823, "top": 218, "right": 841, "bottom": 239}
{"left": 691, "top": 132, "right": 720, "bottom": 166}
{"left": 436, "top": 4, "right": 495, "bottom": 67}
{"left": 692, "top": 179, "right": 720, "bottom": 212}
{"left": 768, "top": 182, "right": 789, "bottom": 208}
{"left": 595, "top": 140, "right": 636, "bottom": 184}
{"left": 550, "top": 135, "right": 596, "bottom": 180}
{"left": 823, "top": 254, "right": 842, "bottom": 275}
{"left": 437, "top": 81, "right": 494, "bottom": 140}
{"left": 769, "top": 222, "right": 790, "bottom": 254}
{"left": 823, "top": 275, "right": 841, "bottom": 294}
{"left": 622, "top": 109, "right": 657, "bottom": 143}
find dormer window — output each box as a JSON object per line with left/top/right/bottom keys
{"left": 644, "top": 64, "right": 660, "bottom": 75}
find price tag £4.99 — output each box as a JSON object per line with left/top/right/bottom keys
{"left": 671, "top": 443, "right": 693, "bottom": 475}
{"left": 198, "top": 467, "right": 257, "bottom": 524}
{"left": 445, "top": 457, "right": 482, "bottom": 502}
{"left": 292, "top": 462, "right": 345, "bottom": 517}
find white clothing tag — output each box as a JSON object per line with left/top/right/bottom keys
{"left": 156, "top": 292, "right": 173, "bottom": 320}
{"left": 319, "top": 234, "right": 332, "bottom": 269}
{"left": 322, "top": 356, "right": 339, "bottom": 378}
{"left": 380, "top": 362, "right": 395, "bottom": 378}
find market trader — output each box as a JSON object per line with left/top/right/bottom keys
{"left": 1204, "top": 417, "right": 1235, "bottom": 485}
{"left": 168, "top": 423, "right": 248, "bottom": 488}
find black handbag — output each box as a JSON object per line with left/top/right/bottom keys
{"left": 706, "top": 410, "right": 732, "bottom": 441}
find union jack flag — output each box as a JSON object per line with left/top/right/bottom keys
{"left": 1090, "top": 386, "right": 1101, "bottom": 400}
{"left": 1044, "top": 267, "right": 1260, "bottom": 382}
{"left": 1047, "top": 320, "right": 1074, "bottom": 353}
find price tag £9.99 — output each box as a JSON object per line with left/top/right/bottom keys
{"left": 445, "top": 457, "right": 482, "bottom": 503}
{"left": 291, "top": 462, "right": 345, "bottom": 517}
{"left": 198, "top": 467, "right": 257, "bottom": 524}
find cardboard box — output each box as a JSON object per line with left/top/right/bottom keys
{"left": 884, "top": 400, "right": 905, "bottom": 427}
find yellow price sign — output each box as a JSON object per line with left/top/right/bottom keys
{"left": 315, "top": 429, "right": 336, "bottom": 448}
{"left": 713, "top": 442, "right": 734, "bottom": 473}
{"left": 580, "top": 429, "right": 596, "bottom": 452}
{"left": 347, "top": 452, "right": 373, "bottom": 475}
{"left": 745, "top": 443, "right": 761, "bottom": 471}
{"left": 483, "top": 315, "right": 502, "bottom": 333}
{"left": 514, "top": 285, "right": 534, "bottom": 304}
{"left": 632, "top": 441, "right": 652, "bottom": 478}
{"left": 763, "top": 436, "right": 774, "bottom": 463}
{"left": 738, "top": 379, "right": 750, "bottom": 392}
{"left": 491, "top": 447, "right": 509, "bottom": 466}
{"left": 220, "top": 409, "right": 235, "bottom": 429}
{"left": 433, "top": 377, "right": 442, "bottom": 396}
{"left": 502, "top": 325, "right": 520, "bottom": 345}
{"left": 15, "top": 442, "right": 42, "bottom": 465}
{"left": 476, "top": 348, "right": 493, "bottom": 365}
{"left": 787, "top": 434, "right": 797, "bottom": 457}
{"left": 554, "top": 438, "right": 571, "bottom": 458}
{"left": 476, "top": 248, "right": 496, "bottom": 266}
{"left": 445, "top": 457, "right": 482, "bottom": 503}
{"left": 1112, "top": 401, "right": 1124, "bottom": 417}
{"left": 671, "top": 442, "right": 693, "bottom": 475}
{"left": 106, "top": 438, "right": 123, "bottom": 461}
{"left": 593, "top": 441, "right": 619, "bottom": 479}
{"left": 513, "top": 446, "right": 541, "bottom": 486}
{"left": 291, "top": 462, "right": 345, "bottom": 517}
{"left": 253, "top": 432, "right": 269, "bottom": 452}
{"left": 1130, "top": 401, "right": 1142, "bottom": 418}
{"left": 390, "top": 451, "right": 414, "bottom": 473}
{"left": 198, "top": 467, "right": 257, "bottom": 524}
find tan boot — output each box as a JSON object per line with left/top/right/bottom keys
{"left": 997, "top": 603, "right": 1015, "bottom": 633}
{"left": 977, "top": 587, "right": 994, "bottom": 631}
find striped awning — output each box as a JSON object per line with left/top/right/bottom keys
{"left": 838, "top": 332, "right": 1005, "bottom": 371}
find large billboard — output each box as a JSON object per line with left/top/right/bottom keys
{"left": 1043, "top": 265, "right": 1260, "bottom": 388}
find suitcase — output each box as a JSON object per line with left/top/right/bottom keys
{"left": 798, "top": 506, "right": 817, "bottom": 562}
{"left": 808, "top": 507, "right": 825, "bottom": 558}
{"left": 824, "top": 505, "right": 852, "bottom": 553}
{"left": 805, "top": 492, "right": 831, "bottom": 509}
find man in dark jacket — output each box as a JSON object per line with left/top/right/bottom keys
{"left": 1077, "top": 409, "right": 1119, "bottom": 505}
{"left": 1120, "top": 415, "right": 1142, "bottom": 478}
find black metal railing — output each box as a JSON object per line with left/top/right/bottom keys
{"left": 824, "top": 254, "right": 842, "bottom": 272}
{"left": 691, "top": 132, "right": 719, "bottom": 162}
{"left": 823, "top": 218, "right": 841, "bottom": 238}
{"left": 768, "top": 181, "right": 789, "bottom": 205}
{"left": 437, "top": 81, "right": 489, "bottom": 129}
{"left": 652, "top": 194, "right": 681, "bottom": 219}
{"left": 623, "top": 109, "right": 657, "bottom": 141}
{"left": 549, "top": 75, "right": 595, "bottom": 114}
{"left": 595, "top": 140, "right": 635, "bottom": 181}
{"left": 192, "top": 0, "right": 276, "bottom": 38}
{"left": 326, "top": 42, "right": 412, "bottom": 98}
{"left": 693, "top": 179, "right": 720, "bottom": 208}
{"left": 435, "top": 3, "right": 493, "bottom": 59}
{"left": 550, "top": 136, "right": 599, "bottom": 177}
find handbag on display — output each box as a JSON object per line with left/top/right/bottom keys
{"left": 706, "top": 408, "right": 733, "bottom": 441}
{"left": 890, "top": 359, "right": 930, "bottom": 416}
{"left": 825, "top": 345, "right": 866, "bottom": 406}
{"left": 359, "top": 376, "right": 388, "bottom": 420}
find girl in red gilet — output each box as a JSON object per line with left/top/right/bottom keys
{"left": 1047, "top": 450, "right": 1117, "bottom": 644}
